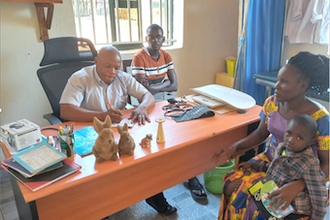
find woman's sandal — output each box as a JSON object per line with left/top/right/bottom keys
{"left": 188, "top": 177, "right": 207, "bottom": 199}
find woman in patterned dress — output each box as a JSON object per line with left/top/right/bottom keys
{"left": 213, "top": 52, "right": 329, "bottom": 220}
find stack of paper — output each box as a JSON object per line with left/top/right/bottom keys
{"left": 1, "top": 141, "right": 81, "bottom": 191}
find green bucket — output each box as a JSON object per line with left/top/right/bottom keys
{"left": 204, "top": 160, "right": 235, "bottom": 194}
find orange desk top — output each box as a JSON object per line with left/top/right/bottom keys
{"left": 1, "top": 101, "right": 262, "bottom": 218}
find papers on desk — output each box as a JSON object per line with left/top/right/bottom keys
{"left": 190, "top": 84, "right": 256, "bottom": 109}
{"left": 0, "top": 141, "right": 81, "bottom": 191}
{"left": 2, "top": 159, "right": 81, "bottom": 192}
{"left": 10, "top": 141, "right": 67, "bottom": 176}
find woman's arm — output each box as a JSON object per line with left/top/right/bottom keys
{"left": 212, "top": 120, "right": 270, "bottom": 163}
{"left": 318, "top": 149, "right": 329, "bottom": 177}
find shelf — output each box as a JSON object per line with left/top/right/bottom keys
{"left": 1, "top": 0, "right": 63, "bottom": 41}
{"left": 1, "top": 0, "right": 62, "bottom": 3}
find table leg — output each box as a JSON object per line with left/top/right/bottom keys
{"left": 10, "top": 176, "right": 39, "bottom": 220}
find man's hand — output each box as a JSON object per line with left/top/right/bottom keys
{"left": 211, "top": 145, "right": 237, "bottom": 163}
{"left": 135, "top": 75, "right": 149, "bottom": 87}
{"left": 267, "top": 181, "right": 305, "bottom": 211}
{"left": 106, "top": 108, "right": 123, "bottom": 123}
{"left": 129, "top": 107, "right": 150, "bottom": 125}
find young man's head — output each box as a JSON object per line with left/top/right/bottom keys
{"left": 284, "top": 114, "right": 317, "bottom": 153}
{"left": 94, "top": 46, "right": 122, "bottom": 84}
{"left": 146, "top": 24, "right": 164, "bottom": 51}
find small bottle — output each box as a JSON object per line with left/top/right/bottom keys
{"left": 47, "top": 136, "right": 55, "bottom": 147}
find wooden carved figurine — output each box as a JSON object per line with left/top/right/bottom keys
{"left": 140, "top": 134, "right": 152, "bottom": 148}
{"left": 92, "top": 115, "right": 118, "bottom": 163}
{"left": 117, "top": 123, "right": 135, "bottom": 155}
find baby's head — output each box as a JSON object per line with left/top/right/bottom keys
{"left": 284, "top": 114, "right": 317, "bottom": 153}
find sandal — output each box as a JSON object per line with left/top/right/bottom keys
{"left": 188, "top": 177, "right": 207, "bottom": 199}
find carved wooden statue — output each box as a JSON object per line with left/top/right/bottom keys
{"left": 117, "top": 123, "right": 135, "bottom": 155}
{"left": 92, "top": 115, "right": 118, "bottom": 163}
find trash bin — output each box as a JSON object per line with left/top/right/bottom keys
{"left": 225, "top": 57, "right": 237, "bottom": 77}
{"left": 204, "top": 160, "right": 235, "bottom": 194}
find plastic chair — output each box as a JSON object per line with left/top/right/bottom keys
{"left": 37, "top": 37, "right": 98, "bottom": 125}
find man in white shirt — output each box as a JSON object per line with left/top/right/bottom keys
{"left": 60, "top": 46, "right": 154, "bottom": 125}
{"left": 60, "top": 46, "right": 177, "bottom": 216}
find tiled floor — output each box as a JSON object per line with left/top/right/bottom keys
{"left": 0, "top": 148, "right": 220, "bottom": 220}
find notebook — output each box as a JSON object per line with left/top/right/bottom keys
{"left": 1, "top": 158, "right": 63, "bottom": 178}
{"left": 248, "top": 175, "right": 294, "bottom": 219}
{"left": 2, "top": 159, "right": 81, "bottom": 192}
{"left": 11, "top": 141, "right": 67, "bottom": 176}
{"left": 73, "top": 126, "right": 98, "bottom": 156}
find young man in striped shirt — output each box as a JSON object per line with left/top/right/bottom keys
{"left": 132, "top": 25, "right": 208, "bottom": 211}
{"left": 131, "top": 24, "right": 178, "bottom": 102}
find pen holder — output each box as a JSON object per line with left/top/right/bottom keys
{"left": 59, "top": 134, "right": 74, "bottom": 157}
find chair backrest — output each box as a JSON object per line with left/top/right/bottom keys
{"left": 122, "top": 59, "right": 132, "bottom": 74}
{"left": 37, "top": 37, "right": 97, "bottom": 120}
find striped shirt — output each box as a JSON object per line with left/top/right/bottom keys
{"left": 266, "top": 143, "right": 327, "bottom": 220}
{"left": 131, "top": 47, "right": 174, "bottom": 84}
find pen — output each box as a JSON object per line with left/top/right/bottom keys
{"left": 106, "top": 101, "right": 114, "bottom": 110}
{"left": 70, "top": 123, "right": 74, "bottom": 134}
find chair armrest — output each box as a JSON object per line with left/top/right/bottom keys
{"left": 43, "top": 113, "right": 63, "bottom": 125}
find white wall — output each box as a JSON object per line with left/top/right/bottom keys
{"left": 0, "top": 0, "right": 239, "bottom": 127}
{"left": 170, "top": 0, "right": 239, "bottom": 97}
{"left": 282, "top": 41, "right": 329, "bottom": 111}
{"left": 282, "top": 40, "right": 329, "bottom": 64}
{"left": 0, "top": 1, "right": 76, "bottom": 127}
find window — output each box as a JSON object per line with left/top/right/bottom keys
{"left": 72, "top": 0, "right": 178, "bottom": 50}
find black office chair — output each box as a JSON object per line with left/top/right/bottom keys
{"left": 37, "top": 37, "right": 98, "bottom": 125}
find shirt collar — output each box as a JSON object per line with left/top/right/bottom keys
{"left": 143, "top": 47, "right": 161, "bottom": 60}
{"left": 278, "top": 143, "right": 315, "bottom": 158}
{"left": 93, "top": 65, "right": 111, "bottom": 86}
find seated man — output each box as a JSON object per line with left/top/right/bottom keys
{"left": 60, "top": 46, "right": 177, "bottom": 216}
{"left": 132, "top": 24, "right": 207, "bottom": 200}
{"left": 131, "top": 24, "right": 178, "bottom": 102}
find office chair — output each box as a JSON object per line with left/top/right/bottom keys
{"left": 37, "top": 37, "right": 98, "bottom": 125}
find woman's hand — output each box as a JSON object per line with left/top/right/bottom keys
{"left": 267, "top": 180, "right": 306, "bottom": 211}
{"left": 211, "top": 145, "right": 237, "bottom": 163}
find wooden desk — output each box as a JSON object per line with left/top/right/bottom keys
{"left": 1, "top": 102, "right": 262, "bottom": 220}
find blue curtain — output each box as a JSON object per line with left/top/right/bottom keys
{"left": 239, "top": 0, "right": 286, "bottom": 105}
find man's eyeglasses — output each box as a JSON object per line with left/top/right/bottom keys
{"left": 147, "top": 35, "right": 163, "bottom": 41}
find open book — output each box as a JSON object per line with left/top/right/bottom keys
{"left": 248, "top": 175, "right": 294, "bottom": 219}
{"left": 10, "top": 141, "right": 67, "bottom": 176}
{"left": 2, "top": 159, "right": 81, "bottom": 191}
{"left": 1, "top": 158, "right": 63, "bottom": 178}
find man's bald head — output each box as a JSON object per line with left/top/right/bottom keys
{"left": 95, "top": 46, "right": 122, "bottom": 84}
{"left": 97, "top": 46, "right": 121, "bottom": 61}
